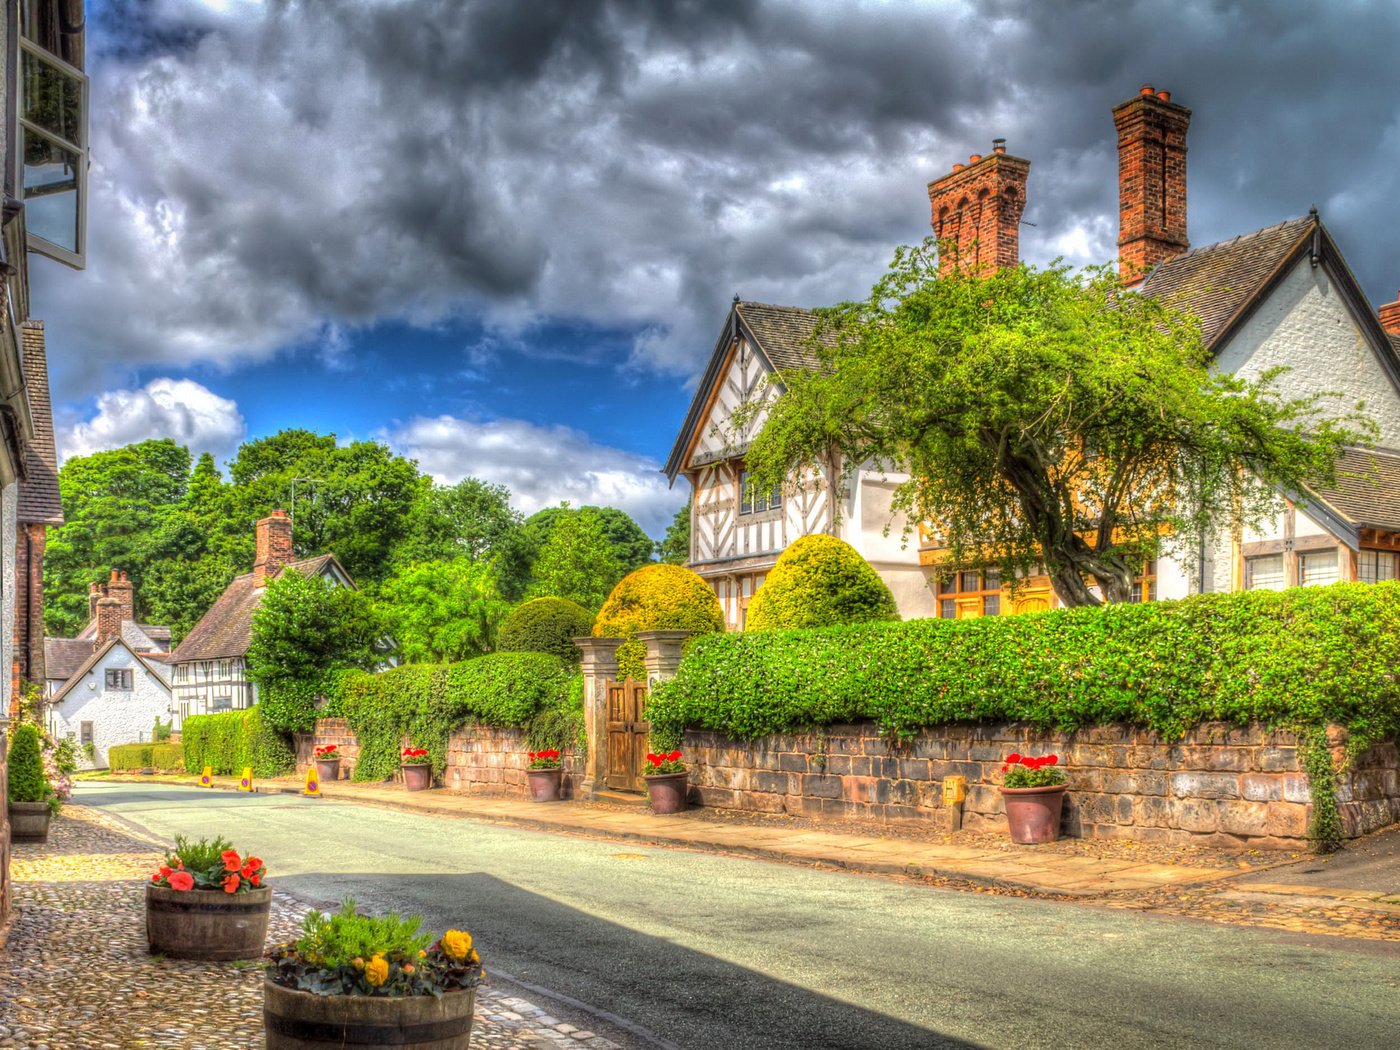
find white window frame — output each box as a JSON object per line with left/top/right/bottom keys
{"left": 17, "top": 36, "right": 88, "bottom": 268}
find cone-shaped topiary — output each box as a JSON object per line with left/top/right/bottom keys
{"left": 593, "top": 564, "right": 724, "bottom": 681}
{"left": 7, "top": 723, "right": 49, "bottom": 804}
{"left": 746, "top": 535, "right": 899, "bottom": 631}
{"left": 498, "top": 597, "right": 596, "bottom": 662}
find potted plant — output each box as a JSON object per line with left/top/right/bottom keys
{"left": 265, "top": 899, "right": 484, "bottom": 1050}
{"left": 525, "top": 750, "right": 563, "bottom": 802}
{"left": 147, "top": 835, "right": 271, "bottom": 960}
{"left": 998, "top": 753, "right": 1068, "bottom": 844}
{"left": 401, "top": 746, "right": 432, "bottom": 791}
{"left": 643, "top": 749, "right": 690, "bottom": 814}
{"left": 7, "top": 724, "right": 58, "bottom": 843}
{"left": 314, "top": 744, "right": 342, "bottom": 783}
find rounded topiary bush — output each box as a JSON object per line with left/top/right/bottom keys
{"left": 593, "top": 564, "right": 724, "bottom": 681}
{"left": 7, "top": 723, "right": 48, "bottom": 803}
{"left": 746, "top": 535, "right": 898, "bottom": 631}
{"left": 498, "top": 597, "right": 595, "bottom": 662}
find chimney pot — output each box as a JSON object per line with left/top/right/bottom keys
{"left": 968, "top": 153, "right": 982, "bottom": 164}
{"left": 1140, "top": 84, "right": 1154, "bottom": 95}
{"left": 1156, "top": 90, "right": 1171, "bottom": 101}
{"left": 992, "top": 138, "right": 1007, "bottom": 154}
{"left": 952, "top": 163, "right": 964, "bottom": 172}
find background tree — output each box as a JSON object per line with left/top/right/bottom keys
{"left": 395, "top": 476, "right": 524, "bottom": 567}
{"left": 656, "top": 498, "right": 691, "bottom": 564}
{"left": 527, "top": 508, "right": 624, "bottom": 611}
{"left": 744, "top": 241, "right": 1370, "bottom": 607}
{"left": 376, "top": 558, "right": 510, "bottom": 663}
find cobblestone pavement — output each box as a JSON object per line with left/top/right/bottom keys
{"left": 0, "top": 808, "right": 620, "bottom": 1050}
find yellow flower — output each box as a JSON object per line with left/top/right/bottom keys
{"left": 418, "top": 950, "right": 427, "bottom": 959}
{"left": 364, "top": 955, "right": 389, "bottom": 987}
{"left": 442, "top": 930, "right": 473, "bottom": 962}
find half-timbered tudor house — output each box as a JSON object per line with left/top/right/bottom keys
{"left": 665, "top": 85, "right": 1400, "bottom": 626}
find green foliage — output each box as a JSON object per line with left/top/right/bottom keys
{"left": 50, "top": 736, "right": 79, "bottom": 775}
{"left": 526, "top": 507, "right": 625, "bottom": 611}
{"left": 376, "top": 558, "right": 510, "bottom": 663}
{"left": 329, "top": 653, "right": 575, "bottom": 781}
{"left": 592, "top": 564, "right": 725, "bottom": 681}
{"left": 656, "top": 499, "right": 691, "bottom": 565}
{"left": 742, "top": 241, "right": 1372, "bottom": 607}
{"left": 7, "top": 724, "right": 48, "bottom": 803}
{"left": 647, "top": 583, "right": 1400, "bottom": 752}
{"left": 497, "top": 597, "right": 594, "bottom": 662}
{"left": 166, "top": 834, "right": 234, "bottom": 874}
{"left": 1002, "top": 760, "right": 1067, "bottom": 789}
{"left": 1301, "top": 727, "right": 1344, "bottom": 853}
{"left": 394, "top": 477, "right": 524, "bottom": 568}
{"left": 108, "top": 743, "right": 185, "bottom": 771}
{"left": 746, "top": 535, "right": 898, "bottom": 631}
{"left": 181, "top": 708, "right": 295, "bottom": 778}
{"left": 296, "top": 899, "right": 431, "bottom": 971}
{"left": 525, "top": 674, "right": 585, "bottom": 752}
{"left": 152, "top": 717, "right": 173, "bottom": 743}
{"left": 248, "top": 569, "right": 384, "bottom": 733}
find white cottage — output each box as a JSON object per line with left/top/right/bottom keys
{"left": 46, "top": 641, "right": 172, "bottom": 768}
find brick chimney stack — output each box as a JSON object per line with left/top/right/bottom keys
{"left": 927, "top": 140, "right": 1030, "bottom": 277}
{"left": 1377, "top": 292, "right": 1400, "bottom": 334}
{"left": 88, "top": 581, "right": 103, "bottom": 624}
{"left": 253, "top": 509, "right": 295, "bottom": 587}
{"left": 107, "top": 569, "right": 134, "bottom": 624}
{"left": 1114, "top": 85, "right": 1191, "bottom": 286}
{"left": 95, "top": 595, "right": 123, "bottom": 649}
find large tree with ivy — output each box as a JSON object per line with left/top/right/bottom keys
{"left": 743, "top": 241, "right": 1371, "bottom": 607}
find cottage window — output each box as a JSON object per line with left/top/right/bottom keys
{"left": 1245, "top": 553, "right": 1285, "bottom": 591}
{"left": 213, "top": 696, "right": 233, "bottom": 713}
{"left": 179, "top": 701, "right": 189, "bottom": 723}
{"left": 738, "top": 468, "right": 781, "bottom": 515}
{"left": 1358, "top": 550, "right": 1400, "bottom": 584}
{"left": 104, "top": 668, "right": 132, "bottom": 690}
{"left": 935, "top": 570, "right": 1001, "bottom": 618}
{"left": 1298, "top": 549, "right": 1339, "bottom": 588}
{"left": 79, "top": 721, "right": 93, "bottom": 746}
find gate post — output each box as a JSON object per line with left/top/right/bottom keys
{"left": 636, "top": 630, "right": 694, "bottom": 690}
{"left": 573, "top": 636, "right": 623, "bottom": 800}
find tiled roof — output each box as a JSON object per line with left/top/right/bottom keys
{"left": 1138, "top": 217, "right": 1314, "bottom": 348}
{"left": 736, "top": 301, "right": 828, "bottom": 372}
{"left": 46, "top": 639, "right": 173, "bottom": 706}
{"left": 17, "top": 322, "right": 63, "bottom": 525}
{"left": 122, "top": 621, "right": 171, "bottom": 653}
{"left": 170, "top": 555, "right": 346, "bottom": 663}
{"left": 45, "top": 637, "right": 94, "bottom": 681}
{"left": 1308, "top": 446, "right": 1400, "bottom": 533}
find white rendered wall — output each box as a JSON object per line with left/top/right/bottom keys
{"left": 1, "top": 482, "right": 15, "bottom": 718}
{"left": 49, "top": 646, "right": 172, "bottom": 768}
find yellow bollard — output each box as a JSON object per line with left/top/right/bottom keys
{"left": 238, "top": 766, "right": 254, "bottom": 792}
{"left": 302, "top": 766, "right": 321, "bottom": 797}
{"left": 198, "top": 766, "right": 213, "bottom": 788}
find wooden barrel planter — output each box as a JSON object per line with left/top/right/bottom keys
{"left": 264, "top": 978, "right": 476, "bottom": 1049}
{"left": 7, "top": 802, "right": 51, "bottom": 843}
{"left": 403, "top": 764, "right": 432, "bottom": 791}
{"left": 146, "top": 884, "right": 272, "bottom": 960}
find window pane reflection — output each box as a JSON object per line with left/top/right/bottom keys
{"left": 21, "top": 127, "right": 80, "bottom": 253}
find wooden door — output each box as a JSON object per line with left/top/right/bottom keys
{"left": 605, "top": 678, "right": 650, "bottom": 792}
{"left": 1013, "top": 590, "right": 1052, "bottom": 615}
{"left": 954, "top": 597, "right": 982, "bottom": 619}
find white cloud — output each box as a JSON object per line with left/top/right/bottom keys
{"left": 58, "top": 378, "right": 247, "bottom": 464}
{"left": 384, "top": 415, "right": 685, "bottom": 537}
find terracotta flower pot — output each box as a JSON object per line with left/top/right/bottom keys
{"left": 315, "top": 757, "right": 341, "bottom": 783}
{"left": 8, "top": 801, "right": 51, "bottom": 843}
{"left": 1000, "top": 784, "right": 1067, "bottom": 844}
{"left": 264, "top": 977, "right": 475, "bottom": 1050}
{"left": 527, "top": 767, "right": 563, "bottom": 802}
{"left": 403, "top": 763, "right": 433, "bottom": 791}
{"left": 644, "top": 771, "right": 690, "bottom": 814}
{"left": 146, "top": 883, "right": 272, "bottom": 960}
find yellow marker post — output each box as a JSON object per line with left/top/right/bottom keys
{"left": 198, "top": 766, "right": 213, "bottom": 788}
{"left": 302, "top": 766, "right": 322, "bottom": 797}
{"left": 942, "top": 775, "right": 967, "bottom": 832}
{"left": 238, "top": 766, "right": 254, "bottom": 792}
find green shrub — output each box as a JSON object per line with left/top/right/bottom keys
{"left": 525, "top": 673, "right": 585, "bottom": 752}
{"left": 7, "top": 724, "right": 47, "bottom": 803}
{"left": 648, "top": 583, "right": 1400, "bottom": 751}
{"left": 107, "top": 743, "right": 181, "bottom": 770}
{"left": 746, "top": 534, "right": 898, "bottom": 631}
{"left": 498, "top": 597, "right": 594, "bottom": 662}
{"left": 182, "top": 708, "right": 295, "bottom": 778}
{"left": 331, "top": 653, "right": 576, "bottom": 781}
{"left": 592, "top": 564, "right": 724, "bottom": 681}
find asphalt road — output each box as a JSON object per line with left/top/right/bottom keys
{"left": 78, "top": 783, "right": 1400, "bottom": 1050}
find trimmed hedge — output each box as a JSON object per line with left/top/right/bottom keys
{"left": 109, "top": 743, "right": 185, "bottom": 772}
{"left": 182, "top": 708, "right": 296, "bottom": 778}
{"left": 329, "top": 652, "right": 577, "bottom": 782}
{"left": 7, "top": 724, "right": 46, "bottom": 803}
{"left": 747, "top": 534, "right": 898, "bottom": 631}
{"left": 647, "top": 583, "right": 1400, "bottom": 750}
{"left": 593, "top": 564, "right": 724, "bottom": 681}
{"left": 498, "top": 597, "right": 594, "bottom": 661}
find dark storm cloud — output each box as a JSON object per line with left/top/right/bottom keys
{"left": 34, "top": 0, "right": 1400, "bottom": 393}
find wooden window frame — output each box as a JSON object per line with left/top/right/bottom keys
{"left": 737, "top": 465, "right": 782, "bottom": 518}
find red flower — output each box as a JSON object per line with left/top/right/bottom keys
{"left": 167, "top": 871, "right": 194, "bottom": 892}
{"left": 242, "top": 857, "right": 263, "bottom": 878}
{"left": 223, "top": 873, "right": 241, "bottom": 894}
{"left": 668, "top": 751, "right": 682, "bottom": 762}
{"left": 1046, "top": 755, "right": 1059, "bottom": 766}
{"left": 250, "top": 874, "right": 261, "bottom": 887}
{"left": 1000, "top": 765, "right": 1009, "bottom": 774}
{"left": 646, "top": 754, "right": 662, "bottom": 767}
{"left": 151, "top": 873, "right": 161, "bottom": 883}
{"left": 158, "top": 865, "right": 173, "bottom": 878}
{"left": 221, "top": 849, "right": 242, "bottom": 872}
{"left": 1006, "top": 753, "right": 1022, "bottom": 764}
{"left": 528, "top": 752, "right": 537, "bottom": 760}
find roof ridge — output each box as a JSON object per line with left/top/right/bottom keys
{"left": 1164, "top": 215, "right": 1313, "bottom": 264}
{"left": 738, "top": 300, "right": 816, "bottom": 313}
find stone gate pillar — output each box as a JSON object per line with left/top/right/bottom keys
{"left": 574, "top": 636, "right": 623, "bottom": 800}
{"left": 636, "top": 630, "right": 694, "bottom": 689}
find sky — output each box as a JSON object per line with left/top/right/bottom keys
{"left": 32, "top": 0, "right": 1400, "bottom": 537}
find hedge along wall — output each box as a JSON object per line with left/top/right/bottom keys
{"left": 108, "top": 743, "right": 185, "bottom": 772}
{"left": 324, "top": 652, "right": 581, "bottom": 783}
{"left": 182, "top": 708, "right": 296, "bottom": 779}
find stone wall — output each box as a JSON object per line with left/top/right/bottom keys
{"left": 683, "top": 722, "right": 1400, "bottom": 849}
{"left": 297, "top": 719, "right": 582, "bottom": 799}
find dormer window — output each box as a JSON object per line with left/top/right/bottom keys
{"left": 19, "top": 0, "right": 88, "bottom": 268}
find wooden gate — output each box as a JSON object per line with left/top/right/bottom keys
{"left": 605, "top": 678, "right": 650, "bottom": 792}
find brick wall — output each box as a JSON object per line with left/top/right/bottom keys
{"left": 295, "top": 718, "right": 360, "bottom": 778}
{"left": 684, "top": 722, "right": 1400, "bottom": 849}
